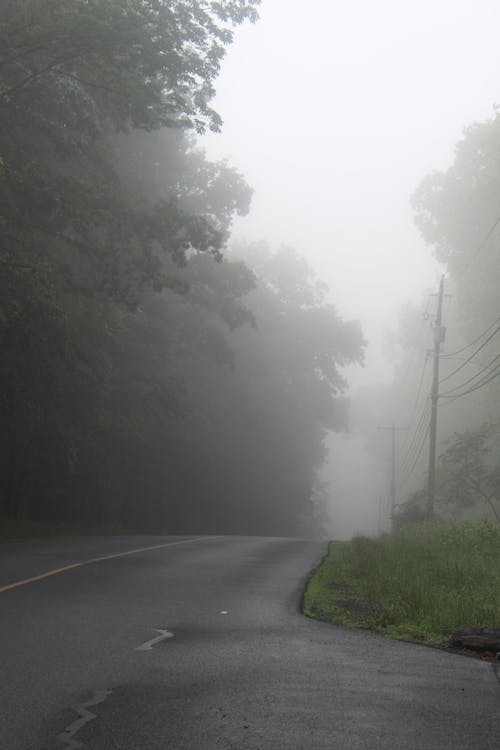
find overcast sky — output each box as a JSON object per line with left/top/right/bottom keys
{"left": 202, "top": 0, "right": 500, "bottom": 389}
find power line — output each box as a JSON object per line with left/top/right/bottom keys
{"left": 440, "top": 363, "right": 500, "bottom": 402}
{"left": 396, "top": 295, "right": 433, "bottom": 395}
{"left": 399, "top": 398, "right": 430, "bottom": 472}
{"left": 402, "top": 423, "right": 430, "bottom": 484}
{"left": 397, "top": 355, "right": 431, "bottom": 480}
{"left": 377, "top": 423, "right": 409, "bottom": 527}
{"left": 399, "top": 396, "right": 431, "bottom": 472}
{"left": 427, "top": 275, "right": 445, "bottom": 516}
{"left": 438, "top": 323, "right": 500, "bottom": 385}
{"left": 441, "top": 313, "right": 500, "bottom": 359}
{"left": 397, "top": 408, "right": 432, "bottom": 493}
{"left": 408, "top": 353, "right": 430, "bottom": 422}
{"left": 400, "top": 397, "right": 430, "bottom": 470}
{"left": 398, "top": 398, "right": 431, "bottom": 480}
{"left": 396, "top": 302, "right": 434, "bottom": 477}
{"left": 440, "top": 353, "right": 500, "bottom": 396}
{"left": 394, "top": 225, "right": 500, "bottom": 506}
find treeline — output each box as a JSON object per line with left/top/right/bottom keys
{"left": 0, "top": 1, "right": 364, "bottom": 535}
{"left": 354, "top": 111, "right": 500, "bottom": 526}
{"left": 404, "top": 113, "right": 500, "bottom": 523}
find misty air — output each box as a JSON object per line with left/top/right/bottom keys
{"left": 1, "top": 2, "right": 499, "bottom": 748}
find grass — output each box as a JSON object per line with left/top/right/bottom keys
{"left": 304, "top": 520, "right": 500, "bottom": 646}
{"left": 0, "top": 517, "right": 136, "bottom": 542}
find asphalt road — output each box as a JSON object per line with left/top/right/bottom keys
{"left": 0, "top": 535, "right": 498, "bottom": 749}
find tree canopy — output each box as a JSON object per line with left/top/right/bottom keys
{"left": 396, "top": 111, "right": 500, "bottom": 523}
{"left": 412, "top": 115, "right": 500, "bottom": 333}
{"left": 0, "top": 0, "right": 366, "bottom": 536}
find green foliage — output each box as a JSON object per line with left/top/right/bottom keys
{"left": 0, "top": 1, "right": 364, "bottom": 536}
{"left": 0, "top": 0, "right": 260, "bottom": 134}
{"left": 0, "top": 0, "right": 258, "bottom": 526}
{"left": 412, "top": 114, "right": 500, "bottom": 352}
{"left": 404, "top": 112, "right": 500, "bottom": 514}
{"left": 145, "top": 243, "right": 364, "bottom": 536}
{"left": 0, "top": 0, "right": 259, "bottom": 315}
{"left": 305, "top": 522, "right": 500, "bottom": 645}
{"left": 303, "top": 542, "right": 368, "bottom": 628}
{"left": 437, "top": 426, "right": 500, "bottom": 521}
{"left": 393, "top": 490, "right": 429, "bottom": 529}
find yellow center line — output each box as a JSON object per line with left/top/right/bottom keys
{"left": 0, "top": 537, "right": 203, "bottom": 594}
{"left": 0, "top": 563, "right": 83, "bottom": 593}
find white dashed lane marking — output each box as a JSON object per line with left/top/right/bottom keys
{"left": 57, "top": 689, "right": 112, "bottom": 749}
{"left": 135, "top": 628, "right": 174, "bottom": 651}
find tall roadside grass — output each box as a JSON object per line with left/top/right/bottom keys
{"left": 304, "top": 521, "right": 500, "bottom": 645}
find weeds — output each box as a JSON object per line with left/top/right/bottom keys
{"left": 304, "top": 521, "right": 500, "bottom": 646}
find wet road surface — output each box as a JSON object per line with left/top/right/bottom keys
{"left": 1, "top": 535, "right": 499, "bottom": 749}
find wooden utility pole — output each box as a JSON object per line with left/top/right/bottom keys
{"left": 427, "top": 275, "right": 446, "bottom": 517}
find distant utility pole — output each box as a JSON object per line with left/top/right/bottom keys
{"left": 427, "top": 275, "right": 446, "bottom": 517}
{"left": 377, "top": 423, "right": 409, "bottom": 528}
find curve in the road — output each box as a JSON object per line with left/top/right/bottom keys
{"left": 0, "top": 536, "right": 202, "bottom": 594}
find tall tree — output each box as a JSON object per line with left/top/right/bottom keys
{"left": 412, "top": 115, "right": 500, "bottom": 334}
{"left": 402, "top": 112, "right": 500, "bottom": 523}
{"left": 438, "top": 427, "right": 500, "bottom": 522}
{"left": 0, "top": 1, "right": 259, "bottom": 520}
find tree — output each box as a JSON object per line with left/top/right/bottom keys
{"left": 0, "top": 1, "right": 259, "bottom": 521}
{"left": 214, "top": 242, "right": 365, "bottom": 534}
{"left": 0, "top": 0, "right": 259, "bottom": 311}
{"left": 393, "top": 490, "right": 429, "bottom": 529}
{"left": 0, "top": 127, "right": 254, "bottom": 522}
{"left": 412, "top": 114, "right": 500, "bottom": 335}
{"left": 0, "top": 0, "right": 260, "bottom": 134}
{"left": 438, "top": 427, "right": 500, "bottom": 522}
{"left": 411, "top": 113, "right": 500, "bottom": 510}
{"left": 74, "top": 241, "right": 364, "bottom": 536}
{"left": 0, "top": 2, "right": 367, "bottom": 535}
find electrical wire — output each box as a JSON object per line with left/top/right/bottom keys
{"left": 408, "top": 353, "right": 430, "bottom": 423}
{"left": 400, "top": 398, "right": 430, "bottom": 471}
{"left": 398, "top": 397, "right": 431, "bottom": 480}
{"left": 438, "top": 323, "right": 500, "bottom": 385}
{"left": 398, "top": 363, "right": 431, "bottom": 479}
{"left": 401, "top": 422, "right": 430, "bottom": 484}
{"left": 439, "top": 353, "right": 500, "bottom": 396}
{"left": 397, "top": 411, "right": 431, "bottom": 493}
{"left": 396, "top": 295, "right": 432, "bottom": 395}
{"left": 440, "top": 313, "right": 500, "bottom": 359}
{"left": 395, "top": 299, "right": 434, "bottom": 484}
{"left": 440, "top": 363, "right": 500, "bottom": 402}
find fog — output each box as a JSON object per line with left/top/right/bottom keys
{"left": 201, "top": 0, "right": 500, "bottom": 537}
{"left": 2, "top": 1, "right": 500, "bottom": 539}
{"left": 4, "top": 9, "right": 500, "bottom": 746}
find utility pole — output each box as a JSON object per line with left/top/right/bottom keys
{"left": 427, "top": 275, "right": 446, "bottom": 517}
{"left": 377, "top": 423, "right": 409, "bottom": 528}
